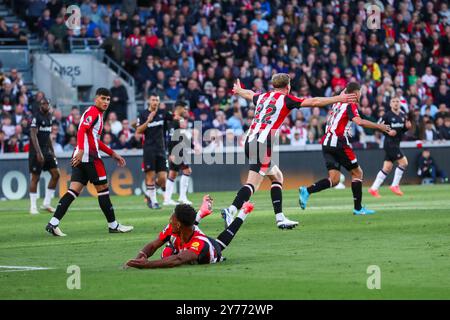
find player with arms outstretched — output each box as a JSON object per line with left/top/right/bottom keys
{"left": 125, "top": 196, "right": 254, "bottom": 269}
{"left": 368, "top": 97, "right": 411, "bottom": 197}
{"left": 45, "top": 88, "right": 133, "bottom": 236}
{"left": 28, "top": 98, "right": 60, "bottom": 214}
{"left": 299, "top": 82, "right": 391, "bottom": 215}
{"left": 222, "top": 73, "right": 359, "bottom": 229}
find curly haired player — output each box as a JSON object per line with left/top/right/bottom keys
{"left": 125, "top": 195, "right": 254, "bottom": 268}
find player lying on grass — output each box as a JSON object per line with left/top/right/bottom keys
{"left": 299, "top": 82, "right": 392, "bottom": 215}
{"left": 125, "top": 196, "right": 254, "bottom": 268}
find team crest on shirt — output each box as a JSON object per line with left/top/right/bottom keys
{"left": 84, "top": 116, "right": 92, "bottom": 125}
{"left": 191, "top": 242, "right": 200, "bottom": 249}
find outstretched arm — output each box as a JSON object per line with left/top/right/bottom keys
{"left": 232, "top": 79, "right": 256, "bottom": 101}
{"left": 353, "top": 116, "right": 391, "bottom": 133}
{"left": 300, "top": 93, "right": 359, "bottom": 108}
{"left": 126, "top": 249, "right": 197, "bottom": 269}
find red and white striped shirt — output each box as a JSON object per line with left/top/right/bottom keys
{"left": 321, "top": 102, "right": 360, "bottom": 147}
{"left": 248, "top": 91, "right": 305, "bottom": 143}
{"left": 159, "top": 224, "right": 220, "bottom": 264}
{"left": 74, "top": 106, "right": 113, "bottom": 163}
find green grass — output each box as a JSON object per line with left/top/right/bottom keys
{"left": 0, "top": 185, "right": 449, "bottom": 299}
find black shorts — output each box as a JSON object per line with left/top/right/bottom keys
{"left": 29, "top": 153, "right": 58, "bottom": 174}
{"left": 71, "top": 158, "right": 108, "bottom": 185}
{"left": 322, "top": 145, "right": 359, "bottom": 172}
{"left": 384, "top": 145, "right": 404, "bottom": 162}
{"left": 168, "top": 160, "right": 190, "bottom": 172}
{"left": 143, "top": 148, "right": 167, "bottom": 173}
{"left": 244, "top": 136, "right": 274, "bottom": 175}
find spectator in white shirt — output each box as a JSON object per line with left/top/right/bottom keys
{"left": 421, "top": 67, "right": 438, "bottom": 88}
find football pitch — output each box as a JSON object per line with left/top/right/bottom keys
{"left": 0, "top": 185, "right": 449, "bottom": 300}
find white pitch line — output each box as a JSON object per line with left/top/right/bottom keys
{"left": 0, "top": 265, "right": 54, "bottom": 272}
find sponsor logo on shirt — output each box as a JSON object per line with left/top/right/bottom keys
{"left": 391, "top": 122, "right": 404, "bottom": 128}
{"left": 147, "top": 120, "right": 164, "bottom": 128}
{"left": 39, "top": 126, "right": 52, "bottom": 132}
{"left": 191, "top": 241, "right": 200, "bottom": 250}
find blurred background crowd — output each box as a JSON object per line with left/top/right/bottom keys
{"left": 0, "top": 0, "right": 449, "bottom": 155}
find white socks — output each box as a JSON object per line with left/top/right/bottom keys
{"left": 49, "top": 217, "right": 60, "bottom": 226}
{"left": 228, "top": 205, "right": 238, "bottom": 217}
{"left": 30, "top": 193, "right": 38, "bottom": 210}
{"left": 237, "top": 208, "right": 249, "bottom": 221}
{"left": 108, "top": 221, "right": 118, "bottom": 229}
{"left": 43, "top": 188, "right": 55, "bottom": 207}
{"left": 164, "top": 179, "right": 175, "bottom": 201}
{"left": 275, "top": 212, "right": 285, "bottom": 222}
{"left": 371, "top": 167, "right": 406, "bottom": 189}
{"left": 146, "top": 185, "right": 158, "bottom": 204}
{"left": 392, "top": 166, "right": 405, "bottom": 187}
{"left": 179, "top": 175, "right": 190, "bottom": 201}
{"left": 371, "top": 170, "right": 387, "bottom": 190}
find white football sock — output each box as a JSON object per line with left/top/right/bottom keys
{"left": 108, "top": 221, "right": 118, "bottom": 229}
{"left": 228, "top": 205, "right": 238, "bottom": 216}
{"left": 237, "top": 209, "right": 249, "bottom": 221}
{"left": 391, "top": 166, "right": 405, "bottom": 187}
{"left": 179, "top": 175, "right": 190, "bottom": 200}
{"left": 275, "top": 212, "right": 285, "bottom": 222}
{"left": 164, "top": 179, "right": 175, "bottom": 201}
{"left": 43, "top": 188, "right": 55, "bottom": 206}
{"left": 146, "top": 185, "right": 157, "bottom": 204}
{"left": 49, "top": 217, "right": 60, "bottom": 226}
{"left": 30, "top": 192, "right": 38, "bottom": 210}
{"left": 371, "top": 170, "right": 387, "bottom": 190}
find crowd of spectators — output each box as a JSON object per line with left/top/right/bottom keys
{"left": 1, "top": 0, "right": 450, "bottom": 152}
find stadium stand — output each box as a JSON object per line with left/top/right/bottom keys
{"left": 0, "top": 0, "right": 449, "bottom": 154}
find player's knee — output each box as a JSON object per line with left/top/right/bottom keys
{"left": 352, "top": 167, "right": 363, "bottom": 180}
{"left": 400, "top": 158, "right": 408, "bottom": 168}
{"left": 52, "top": 171, "right": 60, "bottom": 181}
{"left": 330, "top": 175, "right": 340, "bottom": 186}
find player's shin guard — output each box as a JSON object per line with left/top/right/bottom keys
{"left": 30, "top": 192, "right": 38, "bottom": 210}
{"left": 43, "top": 188, "right": 56, "bottom": 206}
{"left": 351, "top": 179, "right": 363, "bottom": 211}
{"left": 371, "top": 170, "right": 388, "bottom": 190}
{"left": 52, "top": 189, "right": 79, "bottom": 224}
{"left": 392, "top": 166, "right": 406, "bottom": 186}
{"left": 179, "top": 174, "right": 190, "bottom": 200}
{"left": 97, "top": 188, "right": 117, "bottom": 224}
{"left": 164, "top": 178, "right": 174, "bottom": 201}
{"left": 216, "top": 217, "right": 244, "bottom": 250}
{"left": 271, "top": 181, "right": 283, "bottom": 214}
{"left": 307, "top": 178, "right": 332, "bottom": 194}
{"left": 146, "top": 184, "right": 157, "bottom": 203}
{"left": 231, "top": 184, "right": 254, "bottom": 212}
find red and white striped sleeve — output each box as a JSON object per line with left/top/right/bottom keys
{"left": 77, "top": 107, "right": 96, "bottom": 151}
